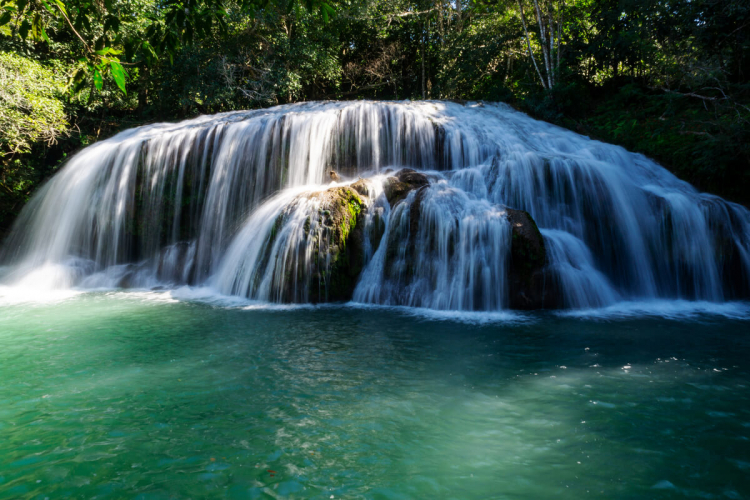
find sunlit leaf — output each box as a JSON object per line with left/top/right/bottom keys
{"left": 110, "top": 60, "right": 127, "bottom": 94}
{"left": 39, "top": 0, "right": 54, "bottom": 14}
{"left": 93, "top": 68, "right": 103, "bottom": 91}
{"left": 53, "top": 0, "right": 66, "bottom": 15}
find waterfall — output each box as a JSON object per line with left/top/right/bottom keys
{"left": 352, "top": 179, "right": 512, "bottom": 311}
{"left": 1, "top": 100, "right": 749, "bottom": 310}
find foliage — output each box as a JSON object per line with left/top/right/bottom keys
{"left": 0, "top": 0, "right": 749, "bottom": 235}
{"left": 151, "top": 6, "right": 342, "bottom": 115}
{"left": 0, "top": 51, "right": 67, "bottom": 156}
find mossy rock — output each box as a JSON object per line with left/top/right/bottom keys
{"left": 306, "top": 186, "right": 366, "bottom": 302}
{"left": 350, "top": 178, "right": 369, "bottom": 196}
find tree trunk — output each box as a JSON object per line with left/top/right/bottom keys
{"left": 557, "top": 4, "right": 563, "bottom": 81}
{"left": 517, "top": 0, "right": 547, "bottom": 89}
{"left": 547, "top": 1, "right": 555, "bottom": 86}
{"left": 532, "top": 0, "right": 553, "bottom": 89}
{"left": 422, "top": 20, "right": 426, "bottom": 99}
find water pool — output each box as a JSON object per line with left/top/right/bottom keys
{"left": 0, "top": 292, "right": 748, "bottom": 499}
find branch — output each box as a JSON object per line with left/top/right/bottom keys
{"left": 656, "top": 87, "right": 718, "bottom": 101}
{"left": 54, "top": 4, "right": 92, "bottom": 53}
{"left": 335, "top": 81, "right": 391, "bottom": 97}
{"left": 341, "top": 7, "right": 440, "bottom": 21}
{"left": 679, "top": 131, "right": 714, "bottom": 138}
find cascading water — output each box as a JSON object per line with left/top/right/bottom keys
{"left": 1, "top": 100, "right": 749, "bottom": 310}
{"left": 352, "top": 179, "right": 512, "bottom": 311}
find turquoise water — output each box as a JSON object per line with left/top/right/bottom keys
{"left": 1, "top": 293, "right": 749, "bottom": 499}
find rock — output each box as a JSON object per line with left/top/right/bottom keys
{"left": 305, "top": 186, "right": 365, "bottom": 302}
{"left": 702, "top": 199, "right": 750, "bottom": 299}
{"left": 376, "top": 169, "right": 554, "bottom": 309}
{"left": 329, "top": 170, "right": 341, "bottom": 182}
{"left": 382, "top": 185, "right": 428, "bottom": 280}
{"left": 367, "top": 206, "right": 387, "bottom": 253}
{"left": 505, "top": 208, "right": 559, "bottom": 309}
{"left": 383, "top": 168, "right": 429, "bottom": 206}
{"left": 252, "top": 184, "right": 370, "bottom": 303}
{"left": 260, "top": 173, "right": 557, "bottom": 309}
{"left": 350, "top": 178, "right": 369, "bottom": 196}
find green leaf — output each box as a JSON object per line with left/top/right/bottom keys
{"left": 110, "top": 60, "right": 126, "bottom": 94}
{"left": 68, "top": 66, "right": 88, "bottom": 93}
{"left": 93, "top": 69, "right": 103, "bottom": 91}
{"left": 39, "top": 0, "right": 54, "bottom": 14}
{"left": 142, "top": 40, "right": 158, "bottom": 59}
{"left": 321, "top": 2, "right": 335, "bottom": 18}
{"left": 53, "top": 0, "right": 66, "bottom": 15}
{"left": 40, "top": 25, "right": 49, "bottom": 42}
{"left": 19, "top": 19, "right": 30, "bottom": 39}
{"left": 95, "top": 47, "right": 121, "bottom": 56}
{"left": 103, "top": 15, "right": 119, "bottom": 33}
{"left": 0, "top": 11, "right": 11, "bottom": 26}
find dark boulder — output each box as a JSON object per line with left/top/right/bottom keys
{"left": 506, "top": 208, "right": 558, "bottom": 309}
{"left": 268, "top": 173, "right": 556, "bottom": 309}
{"left": 383, "top": 169, "right": 429, "bottom": 206}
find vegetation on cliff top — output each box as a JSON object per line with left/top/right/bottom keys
{"left": 0, "top": 0, "right": 748, "bottom": 234}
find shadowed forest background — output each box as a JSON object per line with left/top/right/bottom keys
{"left": 1, "top": 0, "right": 748, "bottom": 236}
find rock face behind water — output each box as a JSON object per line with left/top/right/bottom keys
{"left": 119, "top": 169, "right": 554, "bottom": 309}
{"left": 377, "top": 170, "right": 554, "bottom": 310}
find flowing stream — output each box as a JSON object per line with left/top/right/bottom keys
{"left": 2, "top": 100, "right": 750, "bottom": 309}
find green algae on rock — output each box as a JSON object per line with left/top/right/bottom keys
{"left": 310, "top": 186, "right": 366, "bottom": 302}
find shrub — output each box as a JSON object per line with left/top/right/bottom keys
{"left": 0, "top": 52, "right": 68, "bottom": 156}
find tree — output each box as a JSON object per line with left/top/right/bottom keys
{"left": 516, "top": 0, "right": 563, "bottom": 89}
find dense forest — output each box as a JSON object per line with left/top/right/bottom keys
{"left": 1, "top": 0, "right": 748, "bottom": 235}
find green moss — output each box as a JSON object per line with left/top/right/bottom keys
{"left": 308, "top": 187, "right": 364, "bottom": 302}
{"left": 268, "top": 212, "right": 285, "bottom": 243}
{"left": 338, "top": 190, "right": 362, "bottom": 248}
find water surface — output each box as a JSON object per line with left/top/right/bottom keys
{"left": 1, "top": 293, "right": 749, "bottom": 499}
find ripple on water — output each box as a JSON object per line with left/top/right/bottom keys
{"left": 0, "top": 294, "right": 748, "bottom": 498}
